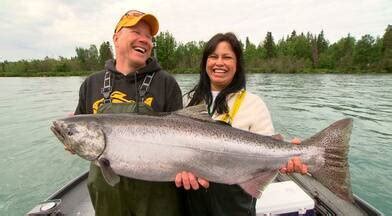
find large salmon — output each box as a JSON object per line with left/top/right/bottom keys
{"left": 51, "top": 106, "right": 353, "bottom": 202}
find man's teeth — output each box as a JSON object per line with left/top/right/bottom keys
{"left": 134, "top": 47, "right": 146, "bottom": 53}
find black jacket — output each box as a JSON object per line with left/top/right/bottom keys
{"left": 75, "top": 58, "right": 183, "bottom": 114}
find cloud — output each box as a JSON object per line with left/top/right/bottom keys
{"left": 0, "top": 1, "right": 116, "bottom": 61}
{"left": 0, "top": 0, "right": 391, "bottom": 61}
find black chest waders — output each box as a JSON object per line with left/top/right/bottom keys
{"left": 186, "top": 183, "right": 256, "bottom": 216}
{"left": 87, "top": 70, "right": 185, "bottom": 216}
{"left": 186, "top": 90, "right": 256, "bottom": 216}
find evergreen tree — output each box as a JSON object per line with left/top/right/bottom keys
{"left": 87, "top": 45, "right": 99, "bottom": 70}
{"left": 353, "top": 34, "right": 377, "bottom": 69}
{"left": 184, "top": 41, "right": 201, "bottom": 69}
{"left": 290, "top": 30, "right": 297, "bottom": 40}
{"left": 155, "top": 31, "right": 177, "bottom": 70}
{"left": 263, "top": 32, "right": 277, "bottom": 59}
{"left": 244, "top": 37, "right": 258, "bottom": 65}
{"left": 75, "top": 47, "right": 87, "bottom": 65}
{"left": 290, "top": 33, "right": 312, "bottom": 60}
{"left": 311, "top": 35, "right": 319, "bottom": 67}
{"left": 320, "top": 34, "right": 355, "bottom": 70}
{"left": 382, "top": 25, "right": 392, "bottom": 53}
{"left": 98, "top": 41, "right": 113, "bottom": 67}
{"left": 317, "top": 30, "right": 329, "bottom": 54}
{"left": 256, "top": 43, "right": 266, "bottom": 66}
{"left": 276, "top": 38, "right": 289, "bottom": 57}
{"left": 75, "top": 45, "right": 99, "bottom": 70}
{"left": 381, "top": 25, "right": 392, "bottom": 72}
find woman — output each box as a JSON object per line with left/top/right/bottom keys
{"left": 175, "top": 32, "right": 306, "bottom": 216}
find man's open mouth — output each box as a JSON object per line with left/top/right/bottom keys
{"left": 133, "top": 46, "right": 146, "bottom": 54}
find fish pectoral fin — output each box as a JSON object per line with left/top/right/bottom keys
{"left": 239, "top": 170, "right": 278, "bottom": 198}
{"left": 98, "top": 158, "right": 120, "bottom": 186}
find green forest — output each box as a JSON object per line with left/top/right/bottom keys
{"left": 1, "top": 25, "right": 391, "bottom": 76}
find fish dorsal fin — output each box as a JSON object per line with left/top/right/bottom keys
{"left": 174, "top": 104, "right": 215, "bottom": 123}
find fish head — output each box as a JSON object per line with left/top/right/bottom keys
{"left": 51, "top": 117, "right": 105, "bottom": 161}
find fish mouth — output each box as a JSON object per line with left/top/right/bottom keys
{"left": 50, "top": 122, "right": 65, "bottom": 143}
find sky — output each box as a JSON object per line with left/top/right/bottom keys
{"left": 0, "top": 0, "right": 391, "bottom": 61}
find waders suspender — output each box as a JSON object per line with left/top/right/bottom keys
{"left": 101, "top": 70, "right": 112, "bottom": 104}
{"left": 135, "top": 71, "right": 155, "bottom": 113}
{"left": 100, "top": 70, "right": 156, "bottom": 105}
{"left": 139, "top": 72, "right": 155, "bottom": 102}
{"left": 219, "top": 90, "right": 247, "bottom": 124}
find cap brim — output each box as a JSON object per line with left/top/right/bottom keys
{"left": 139, "top": 14, "right": 159, "bottom": 36}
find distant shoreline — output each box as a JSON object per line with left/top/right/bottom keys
{"left": 1, "top": 68, "right": 390, "bottom": 77}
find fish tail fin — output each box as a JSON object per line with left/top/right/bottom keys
{"left": 302, "top": 118, "right": 354, "bottom": 202}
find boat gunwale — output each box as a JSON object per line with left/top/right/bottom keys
{"left": 39, "top": 171, "right": 383, "bottom": 216}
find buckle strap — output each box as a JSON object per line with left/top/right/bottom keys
{"left": 101, "top": 70, "right": 112, "bottom": 104}
{"left": 139, "top": 72, "right": 155, "bottom": 101}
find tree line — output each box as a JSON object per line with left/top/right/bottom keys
{"left": 158, "top": 25, "right": 391, "bottom": 73}
{"left": 1, "top": 25, "right": 391, "bottom": 76}
{"left": 0, "top": 41, "right": 113, "bottom": 76}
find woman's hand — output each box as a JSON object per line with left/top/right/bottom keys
{"left": 175, "top": 171, "right": 210, "bottom": 190}
{"left": 280, "top": 156, "right": 308, "bottom": 174}
{"left": 273, "top": 134, "right": 308, "bottom": 174}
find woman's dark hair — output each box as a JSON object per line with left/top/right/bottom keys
{"left": 186, "top": 32, "right": 246, "bottom": 115}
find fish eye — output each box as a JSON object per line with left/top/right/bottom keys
{"left": 67, "top": 124, "right": 78, "bottom": 136}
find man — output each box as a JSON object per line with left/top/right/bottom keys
{"left": 73, "top": 10, "right": 184, "bottom": 216}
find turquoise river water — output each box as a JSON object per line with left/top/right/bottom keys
{"left": 0, "top": 74, "right": 391, "bottom": 215}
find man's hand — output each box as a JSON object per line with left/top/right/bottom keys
{"left": 175, "top": 171, "right": 209, "bottom": 190}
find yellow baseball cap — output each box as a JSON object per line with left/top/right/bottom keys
{"left": 114, "top": 10, "right": 159, "bottom": 36}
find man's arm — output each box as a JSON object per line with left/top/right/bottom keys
{"left": 164, "top": 75, "right": 183, "bottom": 112}
{"left": 74, "top": 80, "right": 87, "bottom": 115}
